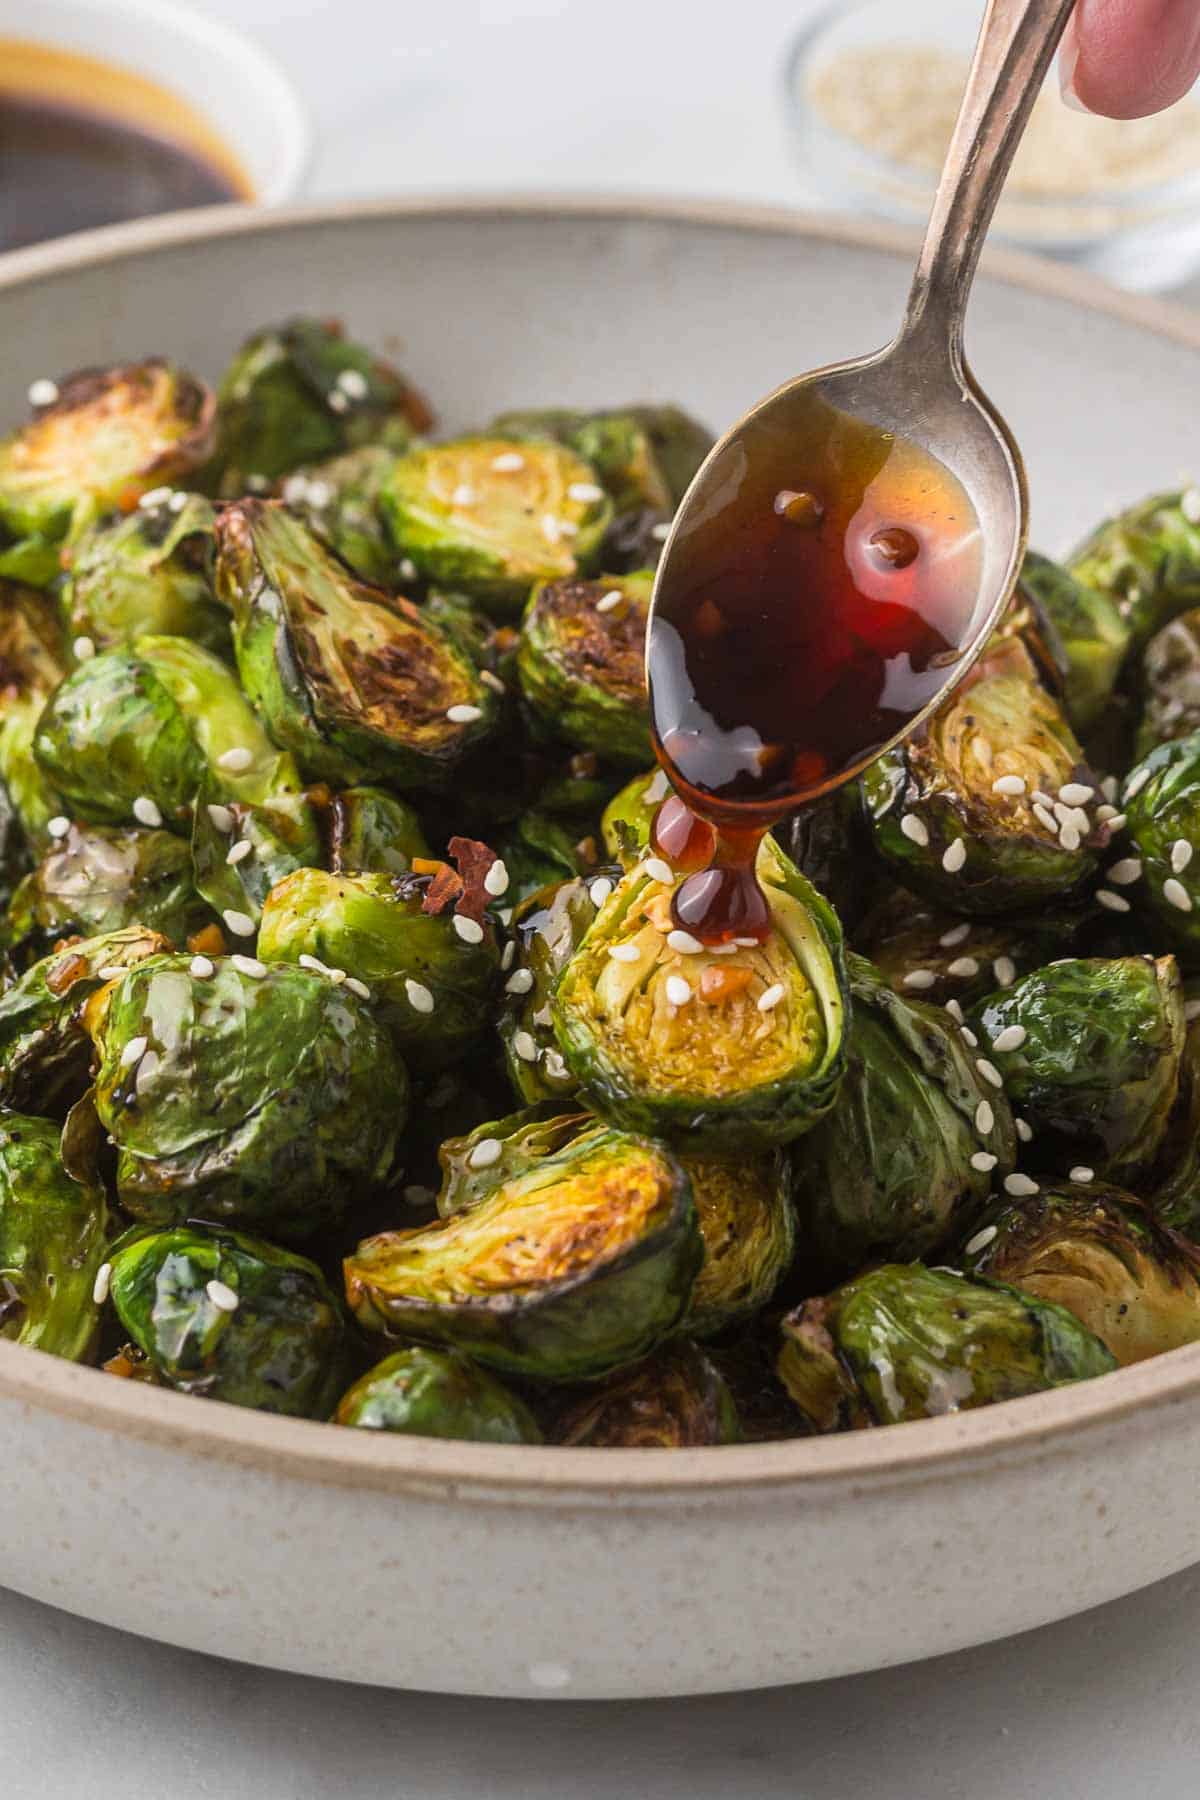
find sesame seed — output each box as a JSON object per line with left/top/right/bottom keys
{"left": 500, "top": 941, "right": 516, "bottom": 972}
{"left": 609, "top": 943, "right": 641, "bottom": 963}
{"left": 1173, "top": 839, "right": 1194, "bottom": 874}
{"left": 505, "top": 968, "right": 535, "bottom": 995}
{"left": 903, "top": 970, "right": 937, "bottom": 990}
{"left": 27, "top": 377, "right": 58, "bottom": 407}
{"left": 1125, "top": 768, "right": 1152, "bottom": 801}
{"left": 1183, "top": 487, "right": 1200, "bottom": 525}
{"left": 405, "top": 978, "right": 435, "bottom": 1013}
{"left": 480, "top": 670, "right": 506, "bottom": 694}
{"left": 939, "top": 923, "right": 970, "bottom": 947}
{"left": 961, "top": 1027, "right": 978, "bottom": 1048}
{"left": 484, "top": 860, "right": 510, "bottom": 896}
{"left": 665, "top": 976, "right": 692, "bottom": 1007}
{"left": 1096, "top": 889, "right": 1131, "bottom": 913}
{"left": 446, "top": 703, "right": 483, "bottom": 723}
{"left": 399, "top": 558, "right": 418, "bottom": 581}
{"left": 206, "top": 803, "right": 235, "bottom": 833}
{"left": 498, "top": 908, "right": 513, "bottom": 926}
{"left": 72, "top": 635, "right": 95, "bottom": 662}
{"left": 305, "top": 481, "right": 333, "bottom": 509}
{"left": 991, "top": 1024, "right": 1026, "bottom": 1053}
{"left": 226, "top": 838, "right": 253, "bottom": 867}
{"left": 1107, "top": 858, "right": 1141, "bottom": 885}
{"left": 1032, "top": 790, "right": 1054, "bottom": 807}
{"left": 1059, "top": 824, "right": 1081, "bottom": 852}
{"left": 947, "top": 957, "right": 979, "bottom": 979}
{"left": 1004, "top": 1174, "right": 1039, "bottom": 1198}
{"left": 965, "top": 1225, "right": 998, "bottom": 1255}
{"left": 132, "top": 795, "right": 162, "bottom": 828}
{"left": 651, "top": 522, "right": 672, "bottom": 541}
{"left": 992, "top": 775, "right": 1026, "bottom": 797}
{"left": 758, "top": 982, "right": 786, "bottom": 1012}
{"left": 336, "top": 368, "right": 369, "bottom": 399}
{"left": 119, "top": 1035, "right": 148, "bottom": 1069}
{"left": 976, "top": 1058, "right": 1004, "bottom": 1088}
{"left": 970, "top": 1152, "right": 998, "bottom": 1173}
{"left": 452, "top": 914, "right": 485, "bottom": 946}
{"left": 513, "top": 1030, "right": 538, "bottom": 1062}
{"left": 1095, "top": 804, "right": 1119, "bottom": 823}
{"left": 1164, "top": 878, "right": 1193, "bottom": 913}
{"left": 189, "top": 955, "right": 214, "bottom": 978}
{"left": 975, "top": 1101, "right": 994, "bottom": 1133}
{"left": 1015, "top": 1117, "right": 1033, "bottom": 1143}
{"left": 345, "top": 977, "right": 371, "bottom": 1000}
{"left": 1101, "top": 776, "right": 1119, "bottom": 802}
{"left": 645, "top": 770, "right": 671, "bottom": 803}
{"left": 327, "top": 391, "right": 349, "bottom": 415}
{"left": 1067, "top": 806, "right": 1091, "bottom": 834}
{"left": 468, "top": 1137, "right": 503, "bottom": 1170}
{"left": 993, "top": 957, "right": 1016, "bottom": 988}
{"left": 596, "top": 590, "right": 624, "bottom": 614}
{"left": 1070, "top": 1166, "right": 1095, "bottom": 1184}
{"left": 138, "top": 486, "right": 173, "bottom": 510}
{"left": 734, "top": 936, "right": 761, "bottom": 947}
{"left": 1103, "top": 812, "right": 1127, "bottom": 833}
{"left": 945, "top": 998, "right": 965, "bottom": 1023}
{"left": 91, "top": 1260, "right": 112, "bottom": 1305}
{"left": 900, "top": 815, "right": 930, "bottom": 847}
{"left": 298, "top": 953, "right": 328, "bottom": 976}
{"left": 451, "top": 484, "right": 477, "bottom": 508}
{"left": 544, "top": 1050, "right": 569, "bottom": 1081}
{"left": 568, "top": 482, "right": 604, "bottom": 503}
{"left": 222, "top": 909, "right": 255, "bottom": 938}
{"left": 667, "top": 929, "right": 704, "bottom": 955}
{"left": 942, "top": 838, "right": 967, "bottom": 873}
{"left": 231, "top": 954, "right": 266, "bottom": 979}
{"left": 97, "top": 965, "right": 127, "bottom": 981}
{"left": 643, "top": 856, "right": 674, "bottom": 886}
{"left": 541, "top": 514, "right": 562, "bottom": 543}
{"left": 1033, "top": 803, "right": 1058, "bottom": 834}
{"left": 403, "top": 1184, "right": 434, "bottom": 1207}
{"left": 47, "top": 815, "right": 70, "bottom": 839}
{"left": 206, "top": 1278, "right": 239, "bottom": 1312}
{"left": 491, "top": 451, "right": 525, "bottom": 472}
{"left": 589, "top": 878, "right": 614, "bottom": 907}
{"left": 216, "top": 746, "right": 253, "bottom": 773}
{"left": 1059, "top": 782, "right": 1093, "bottom": 805}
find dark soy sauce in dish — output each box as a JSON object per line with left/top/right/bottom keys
{"left": 647, "top": 391, "right": 984, "bottom": 944}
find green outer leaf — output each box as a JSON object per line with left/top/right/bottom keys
{"left": 335, "top": 1345, "right": 542, "bottom": 1442}
{"left": 1020, "top": 550, "right": 1130, "bottom": 734}
{"left": 190, "top": 785, "right": 321, "bottom": 929}
{"left": 6, "top": 823, "right": 212, "bottom": 956}
{"left": 60, "top": 494, "right": 228, "bottom": 658}
{"left": 1124, "top": 732, "right": 1200, "bottom": 965}
{"left": 1068, "top": 490, "right": 1200, "bottom": 659}
{"left": 0, "top": 1111, "right": 108, "bottom": 1361}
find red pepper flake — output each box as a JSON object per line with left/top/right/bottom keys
{"left": 420, "top": 836, "right": 498, "bottom": 923}
{"left": 46, "top": 951, "right": 90, "bottom": 996}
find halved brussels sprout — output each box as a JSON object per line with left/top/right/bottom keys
{"left": 968, "top": 957, "right": 1183, "bottom": 1182}
{"left": 1136, "top": 609, "right": 1200, "bottom": 759}
{"left": 379, "top": 437, "right": 612, "bottom": 614}
{"left": 1019, "top": 550, "right": 1130, "bottom": 735}
{"left": 190, "top": 785, "right": 322, "bottom": 932}
{"left": 517, "top": 572, "right": 651, "bottom": 764}
{"left": 860, "top": 637, "right": 1106, "bottom": 915}
{"left": 216, "top": 500, "right": 498, "bottom": 789}
{"left": 5, "top": 823, "right": 211, "bottom": 957}
{"left": 777, "top": 1264, "right": 1116, "bottom": 1432}
{"left": 323, "top": 784, "right": 430, "bottom": 876}
{"left": 335, "top": 1345, "right": 542, "bottom": 1442}
{"left": 489, "top": 405, "right": 711, "bottom": 514}
{"left": 790, "top": 955, "right": 1016, "bottom": 1282}
{"left": 0, "top": 362, "right": 215, "bottom": 583}
{"left": 552, "top": 834, "right": 848, "bottom": 1151}
{"left": 498, "top": 875, "right": 608, "bottom": 1104}
{"left": 60, "top": 493, "right": 226, "bottom": 658}
{"left": 1122, "top": 733, "right": 1200, "bottom": 965}
{"left": 279, "top": 444, "right": 401, "bottom": 587}
{"left": 92, "top": 954, "right": 405, "bottom": 1238}
{"left": 1069, "top": 489, "right": 1200, "bottom": 658}
{"left": 212, "top": 316, "right": 431, "bottom": 495}
{"left": 962, "top": 1181, "right": 1200, "bottom": 1367}
{"left": 33, "top": 633, "right": 299, "bottom": 831}
{"left": 108, "top": 1222, "right": 349, "bottom": 1416}
{"left": 682, "top": 1152, "right": 795, "bottom": 1338}
{"left": 0, "top": 1110, "right": 108, "bottom": 1360}
{"left": 0, "top": 925, "right": 167, "bottom": 1112}
{"left": 852, "top": 886, "right": 1072, "bottom": 1012}
{"left": 345, "top": 1116, "right": 701, "bottom": 1381}
{"left": 0, "top": 579, "right": 69, "bottom": 849}
{"left": 258, "top": 866, "right": 500, "bottom": 1072}
{"left": 551, "top": 1339, "right": 740, "bottom": 1447}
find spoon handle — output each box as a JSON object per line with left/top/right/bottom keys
{"left": 901, "top": 0, "right": 1077, "bottom": 362}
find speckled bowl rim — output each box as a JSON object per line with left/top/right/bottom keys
{"left": 2, "top": 193, "right": 1200, "bottom": 1503}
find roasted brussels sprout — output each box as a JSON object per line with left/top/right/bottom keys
{"left": 1122, "top": 733, "right": 1200, "bottom": 964}
{"left": 212, "top": 316, "right": 430, "bottom": 495}
{"left": 1069, "top": 489, "right": 1200, "bottom": 658}
{"left": 1152, "top": 1004, "right": 1200, "bottom": 1236}
{"left": 773, "top": 785, "right": 879, "bottom": 935}
{"left": 706, "top": 1325, "right": 808, "bottom": 1442}
{"left": 495, "top": 811, "right": 595, "bottom": 908}
{"left": 516, "top": 572, "right": 651, "bottom": 763}
{"left": 258, "top": 866, "right": 500, "bottom": 1072}
{"left": 108, "top": 1223, "right": 349, "bottom": 1416}
{"left": 683, "top": 1153, "right": 795, "bottom": 1338}
{"left": 777, "top": 1264, "right": 1116, "bottom": 1432}
{"left": 216, "top": 500, "right": 498, "bottom": 789}
{"left": 190, "top": 785, "right": 322, "bottom": 932}
{"left": 379, "top": 437, "right": 612, "bottom": 614}
{"left": 552, "top": 833, "right": 848, "bottom": 1151}
{"left": 92, "top": 955, "right": 405, "bottom": 1238}
{"left": 279, "top": 444, "right": 401, "bottom": 587}
{"left": 323, "top": 784, "right": 429, "bottom": 876}
{"left": 0, "top": 362, "right": 215, "bottom": 585}
{"left": 33, "top": 633, "right": 299, "bottom": 831}
{"left": 489, "top": 404, "right": 711, "bottom": 514}
{"left": 968, "top": 957, "right": 1183, "bottom": 1181}
{"left": 1019, "top": 550, "right": 1130, "bottom": 735}
{"left": 0, "top": 579, "right": 69, "bottom": 850}
{"left": 5, "top": 823, "right": 211, "bottom": 957}
{"left": 962, "top": 1182, "right": 1200, "bottom": 1366}
{"left": 1136, "top": 609, "right": 1200, "bottom": 759}
{"left": 60, "top": 492, "right": 226, "bottom": 658}
{"left": 346, "top": 1115, "right": 701, "bottom": 1381}
{"left": 860, "top": 637, "right": 1106, "bottom": 915}
{"left": 852, "top": 886, "right": 1070, "bottom": 1011}
{"left": 790, "top": 956, "right": 1015, "bottom": 1281}
{"left": 0, "top": 1111, "right": 108, "bottom": 1360}
{"left": 498, "top": 874, "right": 608, "bottom": 1104}
{"left": 551, "top": 1339, "right": 740, "bottom": 1447}
{"left": 335, "top": 1345, "right": 542, "bottom": 1442}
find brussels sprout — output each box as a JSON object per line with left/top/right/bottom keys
{"left": 0, "top": 925, "right": 167, "bottom": 1112}
{"left": 335, "top": 1345, "right": 542, "bottom": 1443}
{"left": 853, "top": 886, "right": 1072, "bottom": 1011}
{"left": 860, "top": 637, "right": 1106, "bottom": 916}
{"left": 1152, "top": 1006, "right": 1200, "bottom": 1236}
{"left": 258, "top": 866, "right": 500, "bottom": 1072}
{"left": 423, "top": 590, "right": 509, "bottom": 676}
{"left": 516, "top": 572, "right": 651, "bottom": 764}
{"left": 216, "top": 500, "right": 498, "bottom": 789}
{"left": 1136, "top": 609, "right": 1200, "bottom": 759}
{"left": 498, "top": 874, "right": 608, "bottom": 1103}
{"left": 0, "top": 579, "right": 69, "bottom": 850}
{"left": 773, "top": 786, "right": 880, "bottom": 935}
{"left": 345, "top": 1116, "right": 701, "bottom": 1381}
{"left": 682, "top": 1152, "right": 794, "bottom": 1338}
{"left": 600, "top": 766, "right": 670, "bottom": 869}
{"left": 108, "top": 1223, "right": 349, "bottom": 1416}
{"left": 323, "top": 784, "right": 430, "bottom": 876}
{"left": 5, "top": 823, "right": 211, "bottom": 957}
{"left": 968, "top": 956, "right": 1183, "bottom": 1182}
{"left": 1069, "top": 490, "right": 1200, "bottom": 658}
{"left": 1122, "top": 733, "right": 1200, "bottom": 965}
{"left": 790, "top": 956, "right": 1016, "bottom": 1281}
{"left": 551, "top": 1339, "right": 740, "bottom": 1447}
{"left": 0, "top": 362, "right": 216, "bottom": 584}
{"left": 777, "top": 1264, "right": 1116, "bottom": 1432}
{"left": 379, "top": 437, "right": 612, "bottom": 614}
{"left": 190, "top": 785, "right": 322, "bottom": 932}
{"left": 706, "top": 1325, "right": 808, "bottom": 1442}
{"left": 495, "top": 811, "right": 593, "bottom": 909}
{"left": 552, "top": 834, "right": 848, "bottom": 1151}
{"left": 489, "top": 405, "right": 711, "bottom": 514}
{"left": 92, "top": 954, "right": 405, "bottom": 1238}
{"left": 1019, "top": 550, "right": 1130, "bottom": 735}
{"left": 279, "top": 445, "right": 401, "bottom": 587}
{"left": 33, "top": 633, "right": 299, "bottom": 831}
{"left": 962, "top": 1181, "right": 1200, "bottom": 1367}
{"left": 212, "top": 316, "right": 431, "bottom": 496}
{"left": 0, "top": 1110, "right": 108, "bottom": 1360}
{"left": 60, "top": 493, "right": 227, "bottom": 658}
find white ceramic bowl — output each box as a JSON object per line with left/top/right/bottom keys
{"left": 1, "top": 198, "right": 1200, "bottom": 1700}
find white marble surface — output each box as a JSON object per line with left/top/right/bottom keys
{"left": 6, "top": 3, "right": 1200, "bottom": 1790}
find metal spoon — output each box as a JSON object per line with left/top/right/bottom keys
{"left": 648, "top": 0, "right": 1078, "bottom": 814}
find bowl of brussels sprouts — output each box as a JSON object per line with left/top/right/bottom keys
{"left": 3, "top": 197, "right": 1200, "bottom": 1698}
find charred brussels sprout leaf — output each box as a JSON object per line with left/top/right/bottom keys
{"left": 962, "top": 1182, "right": 1200, "bottom": 1367}
{"left": 345, "top": 1117, "right": 701, "bottom": 1381}
{"left": 970, "top": 956, "right": 1183, "bottom": 1181}
{"left": 778, "top": 1264, "right": 1116, "bottom": 1432}
{"left": 108, "top": 1223, "right": 349, "bottom": 1416}
{"left": 860, "top": 637, "right": 1105, "bottom": 915}
{"left": 852, "top": 886, "right": 1070, "bottom": 1011}
{"left": 60, "top": 493, "right": 227, "bottom": 658}
{"left": 216, "top": 500, "right": 498, "bottom": 789}
{"left": 551, "top": 1339, "right": 740, "bottom": 1447}
{"left": 0, "top": 1111, "right": 107, "bottom": 1360}
{"left": 258, "top": 867, "right": 499, "bottom": 1072}
{"left": 0, "top": 362, "right": 215, "bottom": 583}
{"left": 212, "top": 317, "right": 430, "bottom": 495}
{"left": 379, "top": 437, "right": 612, "bottom": 615}
{"left": 489, "top": 405, "right": 711, "bottom": 514}
{"left": 324, "top": 784, "right": 430, "bottom": 876}
{"left": 517, "top": 572, "right": 651, "bottom": 764}
{"left": 279, "top": 445, "right": 402, "bottom": 587}
{"left": 552, "top": 834, "right": 848, "bottom": 1151}
{"left": 0, "top": 579, "right": 69, "bottom": 849}
{"left": 6, "top": 823, "right": 210, "bottom": 956}
{"left": 1136, "top": 609, "right": 1200, "bottom": 759}
{"left": 1020, "top": 550, "right": 1130, "bottom": 735}
{"left": 92, "top": 955, "right": 405, "bottom": 1238}
{"left": 1069, "top": 490, "right": 1200, "bottom": 658}
{"left": 499, "top": 875, "right": 607, "bottom": 1104}
{"left": 335, "top": 1345, "right": 542, "bottom": 1442}
{"left": 1123, "top": 733, "right": 1200, "bottom": 964}
{"left": 190, "top": 786, "right": 322, "bottom": 931}
{"left": 790, "top": 956, "right": 1016, "bottom": 1282}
